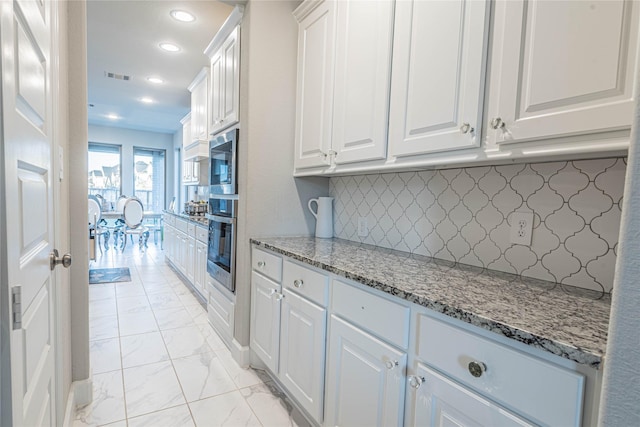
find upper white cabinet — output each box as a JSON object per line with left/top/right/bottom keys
{"left": 331, "top": 0, "right": 394, "bottom": 165}
{"left": 205, "top": 7, "right": 243, "bottom": 136}
{"left": 293, "top": 0, "right": 394, "bottom": 170}
{"left": 388, "top": 0, "right": 489, "bottom": 157}
{"left": 486, "top": 0, "right": 640, "bottom": 146}
{"left": 185, "top": 69, "right": 210, "bottom": 162}
{"left": 293, "top": 0, "right": 336, "bottom": 169}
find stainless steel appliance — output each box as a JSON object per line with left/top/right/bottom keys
{"left": 209, "top": 128, "right": 238, "bottom": 195}
{"left": 206, "top": 197, "right": 237, "bottom": 292}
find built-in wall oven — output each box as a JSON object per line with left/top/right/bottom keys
{"left": 206, "top": 196, "right": 237, "bottom": 292}
{"left": 209, "top": 128, "right": 238, "bottom": 195}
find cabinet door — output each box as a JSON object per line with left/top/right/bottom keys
{"left": 190, "top": 74, "right": 208, "bottom": 142}
{"left": 194, "top": 241, "right": 207, "bottom": 296}
{"left": 279, "top": 289, "right": 327, "bottom": 423}
{"left": 186, "top": 236, "right": 196, "bottom": 284}
{"left": 221, "top": 26, "right": 240, "bottom": 129}
{"left": 388, "top": 0, "right": 488, "bottom": 157}
{"left": 210, "top": 51, "right": 223, "bottom": 134}
{"left": 325, "top": 315, "right": 407, "bottom": 427}
{"left": 250, "top": 271, "right": 281, "bottom": 373}
{"left": 487, "top": 0, "right": 640, "bottom": 146}
{"left": 410, "top": 363, "right": 533, "bottom": 427}
{"left": 294, "top": 0, "right": 336, "bottom": 169}
{"left": 331, "top": 0, "right": 394, "bottom": 165}
{"left": 182, "top": 116, "right": 192, "bottom": 151}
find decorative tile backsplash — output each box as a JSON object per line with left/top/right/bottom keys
{"left": 330, "top": 158, "right": 626, "bottom": 293}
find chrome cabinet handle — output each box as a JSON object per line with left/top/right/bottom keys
{"left": 274, "top": 291, "right": 284, "bottom": 301}
{"left": 460, "top": 123, "right": 474, "bottom": 134}
{"left": 468, "top": 361, "right": 487, "bottom": 378}
{"left": 490, "top": 117, "right": 505, "bottom": 130}
{"left": 257, "top": 261, "right": 265, "bottom": 268}
{"left": 385, "top": 360, "right": 399, "bottom": 370}
{"left": 293, "top": 279, "right": 303, "bottom": 288}
{"left": 408, "top": 375, "right": 425, "bottom": 389}
{"left": 50, "top": 249, "right": 72, "bottom": 271}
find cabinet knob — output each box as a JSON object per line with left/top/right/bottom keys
{"left": 468, "top": 361, "right": 487, "bottom": 378}
{"left": 490, "top": 117, "right": 505, "bottom": 130}
{"left": 460, "top": 123, "right": 474, "bottom": 134}
{"left": 293, "top": 279, "right": 303, "bottom": 288}
{"left": 385, "top": 360, "right": 399, "bottom": 370}
{"left": 408, "top": 375, "right": 425, "bottom": 389}
{"left": 274, "top": 291, "right": 284, "bottom": 301}
{"left": 257, "top": 261, "right": 265, "bottom": 268}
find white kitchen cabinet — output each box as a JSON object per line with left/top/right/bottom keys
{"left": 293, "top": 0, "right": 394, "bottom": 170}
{"left": 194, "top": 240, "right": 208, "bottom": 298}
{"left": 186, "top": 68, "right": 210, "bottom": 161}
{"left": 486, "top": 0, "right": 640, "bottom": 147}
{"left": 293, "top": 0, "right": 335, "bottom": 170}
{"left": 278, "top": 288, "right": 327, "bottom": 422}
{"left": 324, "top": 315, "right": 407, "bottom": 427}
{"left": 250, "top": 271, "right": 282, "bottom": 373}
{"left": 330, "top": 0, "right": 394, "bottom": 165}
{"left": 208, "top": 26, "right": 240, "bottom": 136}
{"left": 388, "top": 0, "right": 489, "bottom": 157}
{"left": 409, "top": 363, "right": 533, "bottom": 427}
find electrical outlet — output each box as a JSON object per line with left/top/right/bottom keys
{"left": 510, "top": 211, "right": 534, "bottom": 246}
{"left": 357, "top": 217, "right": 369, "bottom": 237}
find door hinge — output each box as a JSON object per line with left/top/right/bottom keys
{"left": 12, "top": 286, "right": 22, "bottom": 330}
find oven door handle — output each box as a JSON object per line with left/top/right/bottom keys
{"left": 206, "top": 214, "right": 235, "bottom": 225}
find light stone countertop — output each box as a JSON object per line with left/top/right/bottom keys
{"left": 250, "top": 236, "right": 611, "bottom": 369}
{"left": 163, "top": 210, "right": 209, "bottom": 226}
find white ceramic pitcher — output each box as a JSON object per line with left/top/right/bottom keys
{"left": 308, "top": 197, "right": 333, "bottom": 238}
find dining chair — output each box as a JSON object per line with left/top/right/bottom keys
{"left": 121, "top": 197, "right": 150, "bottom": 250}
{"left": 88, "top": 195, "right": 110, "bottom": 253}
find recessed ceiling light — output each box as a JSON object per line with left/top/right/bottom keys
{"left": 159, "top": 42, "right": 180, "bottom": 52}
{"left": 170, "top": 10, "right": 195, "bottom": 23}
{"left": 147, "top": 77, "right": 164, "bottom": 84}
{"left": 106, "top": 113, "right": 120, "bottom": 120}
{"left": 140, "top": 97, "right": 154, "bottom": 104}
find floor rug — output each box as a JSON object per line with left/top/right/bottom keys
{"left": 89, "top": 267, "right": 131, "bottom": 284}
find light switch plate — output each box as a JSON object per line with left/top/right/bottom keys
{"left": 357, "top": 217, "right": 368, "bottom": 237}
{"left": 510, "top": 211, "right": 534, "bottom": 246}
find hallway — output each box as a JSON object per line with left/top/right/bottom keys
{"left": 76, "top": 243, "right": 309, "bottom": 427}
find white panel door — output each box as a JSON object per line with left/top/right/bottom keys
{"left": 325, "top": 316, "right": 407, "bottom": 427}
{"left": 250, "top": 272, "right": 281, "bottom": 373}
{"left": 221, "top": 26, "right": 240, "bottom": 130}
{"left": 487, "top": 0, "right": 640, "bottom": 145}
{"left": 209, "top": 52, "right": 223, "bottom": 134}
{"left": 294, "top": 0, "right": 336, "bottom": 169}
{"left": 1, "top": 0, "right": 58, "bottom": 425}
{"left": 186, "top": 236, "right": 196, "bottom": 284}
{"left": 279, "top": 289, "right": 327, "bottom": 423}
{"left": 194, "top": 241, "right": 207, "bottom": 297}
{"left": 410, "top": 363, "right": 533, "bottom": 427}
{"left": 331, "top": 0, "right": 394, "bottom": 164}
{"left": 388, "top": 0, "right": 488, "bottom": 157}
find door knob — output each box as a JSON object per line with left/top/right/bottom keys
{"left": 50, "top": 249, "right": 72, "bottom": 271}
{"left": 408, "top": 375, "right": 425, "bottom": 389}
{"left": 460, "top": 123, "right": 474, "bottom": 134}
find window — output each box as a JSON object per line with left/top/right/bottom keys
{"left": 134, "top": 147, "right": 165, "bottom": 212}
{"left": 88, "top": 143, "right": 121, "bottom": 206}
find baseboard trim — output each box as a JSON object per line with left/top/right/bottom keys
{"left": 62, "top": 377, "right": 92, "bottom": 427}
{"left": 231, "top": 339, "right": 251, "bottom": 367}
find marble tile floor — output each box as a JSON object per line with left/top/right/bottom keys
{"left": 78, "top": 243, "right": 310, "bottom": 427}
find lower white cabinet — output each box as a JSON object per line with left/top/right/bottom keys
{"left": 279, "top": 289, "right": 327, "bottom": 422}
{"left": 324, "top": 315, "right": 407, "bottom": 427}
{"left": 186, "top": 234, "right": 196, "bottom": 284}
{"left": 194, "top": 240, "right": 208, "bottom": 298}
{"left": 250, "top": 271, "right": 282, "bottom": 373}
{"left": 410, "top": 363, "right": 532, "bottom": 427}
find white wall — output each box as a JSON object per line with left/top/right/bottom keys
{"left": 598, "top": 75, "right": 640, "bottom": 425}
{"left": 235, "top": 0, "right": 329, "bottom": 347}
{"left": 88, "top": 124, "right": 176, "bottom": 208}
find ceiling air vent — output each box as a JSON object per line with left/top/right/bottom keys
{"left": 104, "top": 71, "right": 131, "bottom": 81}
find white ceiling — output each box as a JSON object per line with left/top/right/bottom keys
{"left": 87, "top": 0, "right": 234, "bottom": 134}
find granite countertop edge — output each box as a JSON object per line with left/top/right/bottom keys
{"left": 163, "top": 210, "right": 208, "bottom": 226}
{"left": 251, "top": 237, "right": 606, "bottom": 369}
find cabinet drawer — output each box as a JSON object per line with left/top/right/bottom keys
{"left": 207, "top": 278, "right": 234, "bottom": 339}
{"left": 332, "top": 279, "right": 410, "bottom": 350}
{"left": 196, "top": 225, "right": 208, "bottom": 243}
{"left": 252, "top": 247, "right": 283, "bottom": 282}
{"left": 175, "top": 218, "right": 188, "bottom": 233}
{"left": 187, "top": 222, "right": 196, "bottom": 237}
{"left": 418, "top": 315, "right": 584, "bottom": 426}
{"left": 163, "top": 213, "right": 175, "bottom": 226}
{"left": 282, "top": 259, "right": 328, "bottom": 306}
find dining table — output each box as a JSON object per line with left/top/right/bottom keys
{"left": 100, "top": 211, "right": 163, "bottom": 249}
